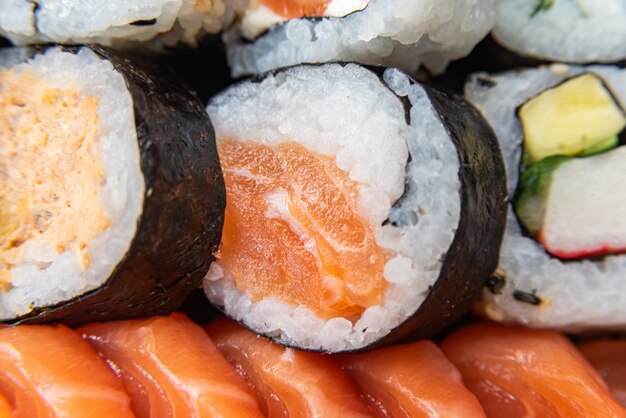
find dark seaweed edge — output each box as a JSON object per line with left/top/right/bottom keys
{"left": 6, "top": 45, "right": 226, "bottom": 326}
{"left": 360, "top": 80, "right": 508, "bottom": 351}
{"left": 206, "top": 63, "right": 508, "bottom": 353}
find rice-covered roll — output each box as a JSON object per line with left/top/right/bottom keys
{"left": 466, "top": 64, "right": 626, "bottom": 330}
{"left": 493, "top": 0, "right": 626, "bottom": 63}
{"left": 205, "top": 63, "right": 507, "bottom": 352}
{"left": 0, "top": 0, "right": 233, "bottom": 49}
{"left": 0, "top": 46, "right": 225, "bottom": 325}
{"left": 224, "top": 0, "right": 496, "bottom": 77}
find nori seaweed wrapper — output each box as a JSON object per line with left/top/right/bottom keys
{"left": 363, "top": 84, "right": 508, "bottom": 350}
{"left": 5, "top": 46, "right": 225, "bottom": 326}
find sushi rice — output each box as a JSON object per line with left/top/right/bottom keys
{"left": 0, "top": 47, "right": 143, "bottom": 320}
{"left": 0, "top": 0, "right": 233, "bottom": 49}
{"left": 466, "top": 63, "right": 626, "bottom": 330}
{"left": 225, "top": 0, "right": 496, "bottom": 77}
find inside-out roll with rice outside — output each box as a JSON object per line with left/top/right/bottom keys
{"left": 225, "top": 0, "right": 496, "bottom": 77}
{"left": 0, "top": 0, "right": 233, "bottom": 49}
{"left": 466, "top": 63, "right": 626, "bottom": 330}
{"left": 493, "top": 0, "right": 626, "bottom": 63}
{"left": 205, "top": 63, "right": 507, "bottom": 352}
{"left": 0, "top": 45, "right": 225, "bottom": 325}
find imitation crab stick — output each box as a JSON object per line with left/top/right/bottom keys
{"left": 206, "top": 317, "right": 372, "bottom": 418}
{"left": 441, "top": 323, "right": 626, "bottom": 418}
{"left": 80, "top": 313, "right": 263, "bottom": 418}
{"left": 337, "top": 340, "right": 487, "bottom": 418}
{"left": 579, "top": 339, "right": 626, "bottom": 408}
{"left": 0, "top": 324, "right": 135, "bottom": 418}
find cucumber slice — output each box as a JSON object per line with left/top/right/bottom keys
{"left": 515, "top": 155, "right": 571, "bottom": 236}
{"left": 519, "top": 73, "right": 626, "bottom": 164}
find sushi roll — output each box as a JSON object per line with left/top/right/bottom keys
{"left": 204, "top": 63, "right": 507, "bottom": 352}
{"left": 493, "top": 0, "right": 626, "bottom": 63}
{"left": 465, "top": 64, "right": 626, "bottom": 330}
{"left": 0, "top": 0, "right": 233, "bottom": 49}
{"left": 0, "top": 46, "right": 225, "bottom": 325}
{"left": 224, "top": 0, "right": 496, "bottom": 77}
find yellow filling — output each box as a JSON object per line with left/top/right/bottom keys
{"left": 0, "top": 69, "right": 110, "bottom": 287}
{"left": 519, "top": 73, "right": 626, "bottom": 164}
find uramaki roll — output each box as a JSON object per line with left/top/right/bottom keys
{"left": 224, "top": 0, "right": 496, "bottom": 77}
{"left": 466, "top": 64, "right": 626, "bottom": 330}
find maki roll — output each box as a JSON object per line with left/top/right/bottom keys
{"left": 493, "top": 0, "right": 626, "bottom": 63}
{"left": 466, "top": 64, "right": 626, "bottom": 330}
{"left": 0, "top": 0, "right": 233, "bottom": 49}
{"left": 224, "top": 0, "right": 496, "bottom": 77}
{"left": 0, "top": 46, "right": 225, "bottom": 325}
{"left": 205, "top": 63, "right": 507, "bottom": 352}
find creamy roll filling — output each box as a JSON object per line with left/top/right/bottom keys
{"left": 0, "top": 69, "right": 109, "bottom": 286}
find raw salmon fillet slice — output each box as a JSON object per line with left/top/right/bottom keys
{"left": 579, "top": 339, "right": 626, "bottom": 408}
{"left": 337, "top": 340, "right": 486, "bottom": 418}
{"left": 0, "top": 324, "right": 135, "bottom": 418}
{"left": 80, "top": 313, "right": 263, "bottom": 418}
{"left": 207, "top": 317, "right": 373, "bottom": 418}
{"left": 441, "top": 323, "right": 626, "bottom": 418}
{"left": 218, "top": 139, "right": 386, "bottom": 319}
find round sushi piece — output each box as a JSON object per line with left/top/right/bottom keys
{"left": 465, "top": 64, "right": 626, "bottom": 330}
{"left": 204, "top": 63, "right": 507, "bottom": 352}
{"left": 224, "top": 0, "right": 496, "bottom": 77}
{"left": 0, "top": 0, "right": 234, "bottom": 50}
{"left": 493, "top": 0, "right": 626, "bottom": 63}
{"left": 0, "top": 46, "right": 225, "bottom": 325}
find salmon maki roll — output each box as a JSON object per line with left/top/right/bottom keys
{"left": 0, "top": 324, "right": 134, "bottom": 418}
{"left": 337, "top": 340, "right": 487, "bottom": 417}
{"left": 441, "top": 323, "right": 626, "bottom": 418}
{"left": 206, "top": 317, "right": 372, "bottom": 417}
{"left": 80, "top": 313, "right": 263, "bottom": 418}
{"left": 0, "top": 46, "right": 225, "bottom": 325}
{"left": 205, "top": 63, "right": 507, "bottom": 351}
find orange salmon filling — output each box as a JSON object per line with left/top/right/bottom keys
{"left": 0, "top": 70, "right": 109, "bottom": 286}
{"left": 218, "top": 140, "right": 387, "bottom": 319}
{"left": 260, "top": 0, "right": 332, "bottom": 19}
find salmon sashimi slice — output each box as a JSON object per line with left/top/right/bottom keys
{"left": 80, "top": 313, "right": 263, "bottom": 418}
{"left": 579, "top": 339, "right": 626, "bottom": 408}
{"left": 337, "top": 340, "right": 487, "bottom": 418}
{"left": 0, "top": 394, "right": 12, "bottom": 418}
{"left": 206, "top": 317, "right": 373, "bottom": 418}
{"left": 218, "top": 139, "right": 387, "bottom": 319}
{"left": 440, "top": 323, "right": 626, "bottom": 418}
{"left": 0, "top": 324, "right": 135, "bottom": 418}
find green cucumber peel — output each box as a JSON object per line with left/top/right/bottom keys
{"left": 531, "top": 0, "right": 555, "bottom": 16}
{"left": 578, "top": 135, "right": 619, "bottom": 157}
{"left": 531, "top": 0, "right": 589, "bottom": 17}
{"left": 515, "top": 155, "right": 571, "bottom": 235}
